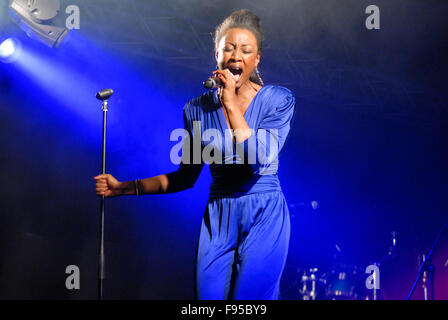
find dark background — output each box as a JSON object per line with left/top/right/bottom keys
{"left": 0, "top": 0, "right": 447, "bottom": 299}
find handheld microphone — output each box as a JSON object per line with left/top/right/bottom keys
{"left": 203, "top": 76, "right": 223, "bottom": 89}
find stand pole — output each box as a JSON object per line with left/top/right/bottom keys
{"left": 98, "top": 99, "right": 107, "bottom": 300}
{"left": 406, "top": 219, "right": 448, "bottom": 300}
{"left": 95, "top": 88, "right": 113, "bottom": 301}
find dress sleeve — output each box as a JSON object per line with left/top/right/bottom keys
{"left": 165, "top": 104, "right": 204, "bottom": 192}
{"left": 235, "top": 87, "right": 296, "bottom": 175}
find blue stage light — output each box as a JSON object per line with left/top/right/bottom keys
{"left": 0, "top": 39, "right": 16, "bottom": 58}
{"left": 0, "top": 38, "right": 21, "bottom": 63}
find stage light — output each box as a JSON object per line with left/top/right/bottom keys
{"left": 9, "top": 0, "right": 69, "bottom": 48}
{"left": 0, "top": 39, "right": 16, "bottom": 58}
{"left": 0, "top": 38, "right": 21, "bottom": 63}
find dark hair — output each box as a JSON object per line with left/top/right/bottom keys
{"left": 214, "top": 9, "right": 264, "bottom": 85}
{"left": 214, "top": 9, "right": 264, "bottom": 53}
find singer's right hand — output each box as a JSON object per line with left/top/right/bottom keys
{"left": 94, "top": 174, "right": 122, "bottom": 197}
{"left": 213, "top": 69, "right": 238, "bottom": 109}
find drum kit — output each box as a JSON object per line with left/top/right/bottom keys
{"left": 286, "top": 201, "right": 397, "bottom": 300}
{"left": 286, "top": 196, "right": 448, "bottom": 300}
{"left": 297, "top": 264, "right": 366, "bottom": 300}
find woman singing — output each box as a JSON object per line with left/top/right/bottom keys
{"left": 94, "top": 9, "right": 296, "bottom": 300}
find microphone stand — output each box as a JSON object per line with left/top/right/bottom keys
{"left": 96, "top": 89, "right": 114, "bottom": 300}
{"left": 406, "top": 218, "right": 448, "bottom": 300}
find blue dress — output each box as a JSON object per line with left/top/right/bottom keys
{"left": 174, "top": 84, "right": 295, "bottom": 300}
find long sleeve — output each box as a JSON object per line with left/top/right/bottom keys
{"left": 165, "top": 103, "right": 204, "bottom": 192}
{"left": 235, "top": 87, "right": 296, "bottom": 175}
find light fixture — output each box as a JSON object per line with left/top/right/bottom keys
{"left": 0, "top": 37, "right": 21, "bottom": 63}
{"left": 9, "top": 0, "right": 69, "bottom": 48}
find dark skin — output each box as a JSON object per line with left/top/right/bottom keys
{"left": 94, "top": 27, "right": 263, "bottom": 197}
{"left": 214, "top": 28, "right": 262, "bottom": 142}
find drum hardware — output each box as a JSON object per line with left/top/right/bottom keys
{"left": 298, "top": 268, "right": 327, "bottom": 300}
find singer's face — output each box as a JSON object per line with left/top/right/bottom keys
{"left": 216, "top": 28, "right": 260, "bottom": 88}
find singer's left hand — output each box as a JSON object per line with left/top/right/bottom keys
{"left": 213, "top": 69, "right": 238, "bottom": 110}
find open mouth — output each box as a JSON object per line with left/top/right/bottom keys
{"left": 228, "top": 67, "right": 243, "bottom": 82}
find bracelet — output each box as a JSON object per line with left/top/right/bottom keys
{"left": 134, "top": 180, "right": 141, "bottom": 196}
